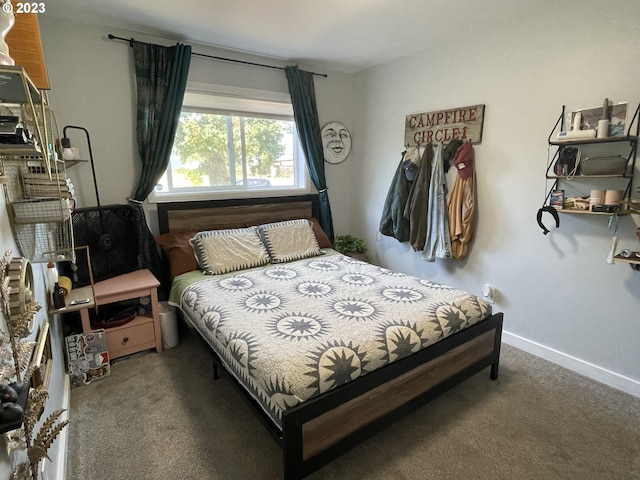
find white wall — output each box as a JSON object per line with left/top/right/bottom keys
{"left": 38, "top": 17, "right": 356, "bottom": 237}
{"left": 0, "top": 196, "right": 69, "bottom": 479}
{"left": 30, "top": 19, "right": 356, "bottom": 477}
{"left": 351, "top": 1, "right": 640, "bottom": 395}
{"left": 35, "top": 2, "right": 639, "bottom": 414}
{"left": 0, "top": 192, "right": 17, "bottom": 480}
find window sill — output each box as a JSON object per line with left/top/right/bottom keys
{"left": 147, "top": 186, "right": 312, "bottom": 204}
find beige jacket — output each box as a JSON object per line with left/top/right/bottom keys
{"left": 448, "top": 142, "right": 476, "bottom": 260}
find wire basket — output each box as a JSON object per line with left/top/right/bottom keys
{"left": 11, "top": 221, "right": 74, "bottom": 263}
{"left": 1, "top": 155, "right": 74, "bottom": 262}
{"left": 0, "top": 67, "right": 75, "bottom": 263}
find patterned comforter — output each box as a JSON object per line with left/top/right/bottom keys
{"left": 170, "top": 251, "right": 492, "bottom": 429}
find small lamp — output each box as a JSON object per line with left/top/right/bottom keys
{"left": 62, "top": 125, "right": 101, "bottom": 207}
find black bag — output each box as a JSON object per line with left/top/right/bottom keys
{"left": 555, "top": 147, "right": 579, "bottom": 175}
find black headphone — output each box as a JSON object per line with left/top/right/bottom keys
{"left": 536, "top": 206, "right": 560, "bottom": 235}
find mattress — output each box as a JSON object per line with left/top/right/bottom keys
{"left": 170, "top": 250, "right": 492, "bottom": 429}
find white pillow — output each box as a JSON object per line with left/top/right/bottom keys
{"left": 257, "top": 219, "right": 323, "bottom": 263}
{"left": 190, "top": 227, "right": 270, "bottom": 275}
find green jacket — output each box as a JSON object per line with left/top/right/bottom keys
{"left": 379, "top": 154, "right": 411, "bottom": 242}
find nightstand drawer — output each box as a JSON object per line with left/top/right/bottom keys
{"left": 105, "top": 317, "right": 156, "bottom": 359}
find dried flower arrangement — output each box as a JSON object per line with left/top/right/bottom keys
{"left": 0, "top": 251, "right": 69, "bottom": 480}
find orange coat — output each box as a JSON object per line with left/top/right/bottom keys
{"left": 447, "top": 142, "right": 475, "bottom": 260}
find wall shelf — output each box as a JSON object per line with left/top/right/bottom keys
{"left": 542, "top": 103, "right": 639, "bottom": 221}
{"left": 0, "top": 67, "right": 74, "bottom": 263}
{"left": 557, "top": 209, "right": 621, "bottom": 215}
{"left": 614, "top": 254, "right": 640, "bottom": 264}
{"left": 614, "top": 253, "right": 640, "bottom": 271}
{"left": 63, "top": 158, "right": 88, "bottom": 168}
{"left": 549, "top": 135, "right": 638, "bottom": 147}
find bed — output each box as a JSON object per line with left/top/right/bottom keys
{"left": 157, "top": 194, "right": 503, "bottom": 479}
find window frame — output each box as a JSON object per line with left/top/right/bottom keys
{"left": 147, "top": 82, "right": 310, "bottom": 204}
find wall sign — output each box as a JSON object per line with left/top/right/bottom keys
{"left": 405, "top": 104, "right": 485, "bottom": 146}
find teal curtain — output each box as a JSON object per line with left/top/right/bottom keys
{"left": 130, "top": 41, "right": 191, "bottom": 283}
{"left": 285, "top": 65, "right": 334, "bottom": 242}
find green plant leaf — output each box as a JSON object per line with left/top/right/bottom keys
{"left": 333, "top": 234, "right": 366, "bottom": 254}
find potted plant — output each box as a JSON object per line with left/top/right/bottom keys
{"left": 333, "top": 234, "right": 367, "bottom": 261}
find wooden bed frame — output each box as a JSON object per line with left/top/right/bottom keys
{"left": 157, "top": 194, "right": 503, "bottom": 480}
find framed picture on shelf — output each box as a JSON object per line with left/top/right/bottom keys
{"left": 570, "top": 102, "right": 628, "bottom": 137}
{"left": 29, "top": 320, "right": 52, "bottom": 389}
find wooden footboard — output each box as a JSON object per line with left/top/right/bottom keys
{"left": 281, "top": 313, "right": 503, "bottom": 479}
{"left": 187, "top": 310, "right": 502, "bottom": 480}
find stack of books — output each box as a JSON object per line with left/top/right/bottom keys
{"left": 21, "top": 172, "right": 75, "bottom": 200}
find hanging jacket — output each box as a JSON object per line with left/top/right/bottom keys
{"left": 443, "top": 140, "right": 463, "bottom": 173}
{"left": 422, "top": 143, "right": 452, "bottom": 262}
{"left": 404, "top": 143, "right": 433, "bottom": 251}
{"left": 379, "top": 153, "right": 411, "bottom": 242}
{"left": 448, "top": 141, "right": 476, "bottom": 260}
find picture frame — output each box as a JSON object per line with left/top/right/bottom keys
{"left": 29, "top": 320, "right": 52, "bottom": 389}
{"left": 64, "top": 329, "right": 110, "bottom": 388}
{"left": 570, "top": 102, "right": 628, "bottom": 137}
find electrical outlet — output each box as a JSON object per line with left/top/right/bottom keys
{"left": 482, "top": 284, "right": 495, "bottom": 304}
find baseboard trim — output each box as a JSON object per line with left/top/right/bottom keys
{"left": 54, "top": 373, "right": 70, "bottom": 480}
{"left": 502, "top": 331, "right": 640, "bottom": 398}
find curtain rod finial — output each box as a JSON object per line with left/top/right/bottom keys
{"left": 107, "top": 33, "right": 135, "bottom": 47}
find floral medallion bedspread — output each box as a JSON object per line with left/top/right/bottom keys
{"left": 171, "top": 253, "right": 492, "bottom": 429}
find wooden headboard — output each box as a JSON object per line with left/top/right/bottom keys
{"left": 157, "top": 194, "right": 320, "bottom": 234}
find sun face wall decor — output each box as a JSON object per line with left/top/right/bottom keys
{"left": 321, "top": 121, "right": 351, "bottom": 165}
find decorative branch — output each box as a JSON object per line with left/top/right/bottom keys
{"left": 11, "top": 464, "right": 29, "bottom": 480}
{"left": 8, "top": 303, "right": 40, "bottom": 380}
{"left": 0, "top": 253, "right": 10, "bottom": 320}
{"left": 15, "top": 342, "right": 36, "bottom": 376}
{"left": 31, "top": 410, "right": 69, "bottom": 461}
{"left": 11, "top": 401, "right": 70, "bottom": 480}
{"left": 22, "top": 388, "right": 48, "bottom": 443}
{"left": 0, "top": 252, "right": 69, "bottom": 479}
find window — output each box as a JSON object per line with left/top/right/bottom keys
{"left": 149, "top": 83, "right": 309, "bottom": 202}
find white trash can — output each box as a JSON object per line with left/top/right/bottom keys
{"left": 158, "top": 301, "right": 179, "bottom": 349}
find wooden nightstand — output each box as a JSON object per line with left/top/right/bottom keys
{"left": 79, "top": 269, "right": 163, "bottom": 360}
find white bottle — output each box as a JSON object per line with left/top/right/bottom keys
{"left": 46, "top": 261, "right": 58, "bottom": 299}
{"left": 572, "top": 112, "right": 581, "bottom": 131}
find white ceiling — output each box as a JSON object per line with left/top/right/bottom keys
{"left": 45, "top": 0, "right": 547, "bottom": 73}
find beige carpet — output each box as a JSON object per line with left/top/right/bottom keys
{"left": 67, "top": 325, "right": 640, "bottom": 480}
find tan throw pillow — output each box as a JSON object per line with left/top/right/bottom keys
{"left": 257, "top": 219, "right": 323, "bottom": 263}
{"left": 190, "top": 227, "right": 270, "bottom": 275}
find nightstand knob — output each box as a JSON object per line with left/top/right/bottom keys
{"left": 123, "top": 337, "right": 129, "bottom": 343}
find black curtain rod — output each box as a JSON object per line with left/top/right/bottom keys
{"left": 107, "top": 34, "right": 328, "bottom": 78}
